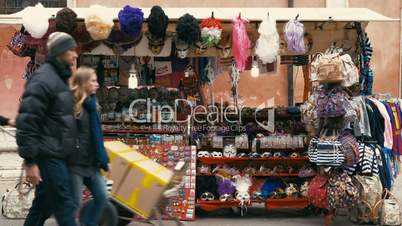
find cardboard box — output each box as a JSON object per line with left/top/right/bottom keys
{"left": 105, "top": 141, "right": 173, "bottom": 219}
{"left": 108, "top": 151, "right": 148, "bottom": 193}
{"left": 104, "top": 141, "right": 133, "bottom": 160}
{"left": 114, "top": 159, "right": 173, "bottom": 218}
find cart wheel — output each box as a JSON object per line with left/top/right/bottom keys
{"left": 80, "top": 199, "right": 118, "bottom": 226}
{"left": 110, "top": 199, "right": 135, "bottom": 226}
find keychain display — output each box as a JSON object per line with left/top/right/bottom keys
{"left": 133, "top": 144, "right": 197, "bottom": 220}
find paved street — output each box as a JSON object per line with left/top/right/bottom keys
{"left": 0, "top": 131, "right": 401, "bottom": 226}
{"left": 0, "top": 173, "right": 401, "bottom": 226}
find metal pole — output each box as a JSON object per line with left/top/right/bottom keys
{"left": 287, "top": 0, "right": 294, "bottom": 106}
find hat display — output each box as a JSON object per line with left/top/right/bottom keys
{"left": 146, "top": 6, "right": 169, "bottom": 55}
{"left": 55, "top": 7, "right": 77, "bottom": 35}
{"left": 85, "top": 5, "right": 114, "bottom": 41}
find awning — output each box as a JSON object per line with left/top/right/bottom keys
{"left": 0, "top": 7, "right": 397, "bottom": 25}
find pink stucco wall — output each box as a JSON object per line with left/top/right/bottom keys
{"left": 0, "top": 0, "right": 399, "bottom": 118}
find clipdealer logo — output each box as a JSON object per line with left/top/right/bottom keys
{"left": 128, "top": 98, "right": 275, "bottom": 132}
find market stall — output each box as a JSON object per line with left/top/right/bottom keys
{"left": 1, "top": 4, "right": 400, "bottom": 226}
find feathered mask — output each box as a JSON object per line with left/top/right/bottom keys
{"left": 255, "top": 14, "right": 279, "bottom": 64}
{"left": 55, "top": 7, "right": 77, "bottom": 35}
{"left": 200, "top": 16, "right": 223, "bottom": 48}
{"left": 217, "top": 178, "right": 236, "bottom": 196}
{"left": 118, "top": 5, "right": 144, "bottom": 39}
{"left": 232, "top": 16, "right": 251, "bottom": 72}
{"left": 22, "top": 3, "right": 49, "bottom": 39}
{"left": 85, "top": 5, "right": 114, "bottom": 41}
{"left": 176, "top": 13, "right": 201, "bottom": 45}
{"left": 233, "top": 175, "right": 252, "bottom": 207}
{"left": 146, "top": 5, "right": 169, "bottom": 55}
{"left": 284, "top": 17, "right": 305, "bottom": 53}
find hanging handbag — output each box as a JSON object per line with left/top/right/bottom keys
{"left": 339, "top": 131, "right": 360, "bottom": 167}
{"left": 7, "top": 27, "right": 35, "bottom": 58}
{"left": 316, "top": 53, "right": 344, "bottom": 84}
{"left": 316, "top": 87, "right": 347, "bottom": 118}
{"left": 340, "top": 54, "right": 359, "bottom": 87}
{"left": 301, "top": 90, "right": 320, "bottom": 135}
{"left": 378, "top": 189, "right": 402, "bottom": 226}
{"left": 350, "top": 175, "right": 383, "bottom": 224}
{"left": 327, "top": 170, "right": 359, "bottom": 210}
{"left": 1, "top": 167, "right": 35, "bottom": 219}
{"left": 307, "top": 174, "right": 328, "bottom": 209}
{"left": 308, "top": 129, "right": 345, "bottom": 166}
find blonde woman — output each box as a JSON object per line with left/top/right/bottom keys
{"left": 69, "top": 67, "right": 109, "bottom": 226}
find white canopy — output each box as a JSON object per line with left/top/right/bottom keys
{"left": 0, "top": 7, "right": 397, "bottom": 25}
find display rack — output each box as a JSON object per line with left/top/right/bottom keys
{"left": 194, "top": 108, "right": 310, "bottom": 213}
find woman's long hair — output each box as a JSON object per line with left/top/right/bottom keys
{"left": 70, "top": 66, "right": 96, "bottom": 117}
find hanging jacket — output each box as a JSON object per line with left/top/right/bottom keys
{"left": 383, "top": 102, "right": 402, "bottom": 157}
{"left": 369, "top": 98, "right": 393, "bottom": 149}
{"left": 365, "top": 98, "right": 385, "bottom": 146}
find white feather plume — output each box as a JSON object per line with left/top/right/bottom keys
{"left": 255, "top": 15, "right": 279, "bottom": 64}
{"left": 85, "top": 5, "right": 115, "bottom": 40}
{"left": 22, "top": 3, "right": 49, "bottom": 39}
{"left": 233, "top": 175, "right": 252, "bottom": 193}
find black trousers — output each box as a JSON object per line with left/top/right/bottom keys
{"left": 23, "top": 158, "right": 77, "bottom": 226}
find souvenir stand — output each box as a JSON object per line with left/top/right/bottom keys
{"left": 0, "top": 5, "right": 398, "bottom": 225}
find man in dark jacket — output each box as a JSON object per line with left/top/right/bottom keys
{"left": 16, "top": 32, "right": 78, "bottom": 226}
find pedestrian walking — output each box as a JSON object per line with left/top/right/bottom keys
{"left": 16, "top": 32, "right": 79, "bottom": 226}
{"left": 69, "top": 66, "right": 110, "bottom": 226}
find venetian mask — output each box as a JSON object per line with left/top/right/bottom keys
{"left": 146, "top": 32, "right": 165, "bottom": 55}
{"left": 236, "top": 191, "right": 251, "bottom": 206}
{"left": 211, "top": 151, "right": 223, "bottom": 158}
{"left": 175, "top": 39, "right": 189, "bottom": 59}
{"left": 197, "top": 151, "right": 211, "bottom": 158}
{"left": 300, "top": 181, "right": 309, "bottom": 197}
{"left": 223, "top": 144, "right": 237, "bottom": 158}
{"left": 261, "top": 152, "right": 273, "bottom": 158}
{"left": 200, "top": 192, "right": 215, "bottom": 201}
{"left": 194, "top": 40, "right": 208, "bottom": 55}
{"left": 285, "top": 183, "right": 299, "bottom": 198}
{"left": 216, "top": 30, "right": 232, "bottom": 58}
{"left": 219, "top": 194, "right": 233, "bottom": 202}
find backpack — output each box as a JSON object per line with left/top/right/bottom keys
{"left": 307, "top": 174, "right": 328, "bottom": 209}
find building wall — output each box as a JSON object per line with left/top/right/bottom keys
{"left": 0, "top": 0, "right": 399, "bottom": 118}
{"left": 0, "top": 26, "right": 28, "bottom": 119}
{"left": 350, "top": 0, "right": 401, "bottom": 97}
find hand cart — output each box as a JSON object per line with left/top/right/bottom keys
{"left": 81, "top": 160, "right": 188, "bottom": 226}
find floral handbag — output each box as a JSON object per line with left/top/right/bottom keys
{"left": 327, "top": 170, "right": 359, "bottom": 210}
{"left": 307, "top": 174, "right": 329, "bottom": 209}
{"left": 316, "top": 87, "right": 347, "bottom": 118}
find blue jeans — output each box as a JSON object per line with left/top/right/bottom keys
{"left": 70, "top": 171, "right": 108, "bottom": 226}
{"left": 23, "top": 158, "right": 77, "bottom": 226}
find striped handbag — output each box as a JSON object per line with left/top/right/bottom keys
{"left": 308, "top": 129, "right": 345, "bottom": 166}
